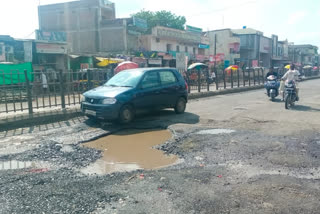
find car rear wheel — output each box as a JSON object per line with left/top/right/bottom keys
{"left": 119, "top": 105, "right": 135, "bottom": 124}
{"left": 174, "top": 97, "right": 186, "bottom": 114}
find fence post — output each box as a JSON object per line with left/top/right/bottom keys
{"left": 248, "top": 69, "right": 251, "bottom": 86}
{"left": 207, "top": 70, "right": 210, "bottom": 92}
{"left": 197, "top": 69, "right": 201, "bottom": 93}
{"left": 253, "top": 68, "right": 256, "bottom": 85}
{"left": 230, "top": 69, "right": 234, "bottom": 88}
{"left": 215, "top": 70, "right": 219, "bottom": 90}
{"left": 59, "top": 70, "right": 66, "bottom": 109}
{"left": 87, "top": 69, "right": 92, "bottom": 90}
{"left": 243, "top": 69, "right": 246, "bottom": 87}
{"left": 223, "top": 69, "right": 226, "bottom": 89}
{"left": 257, "top": 68, "right": 260, "bottom": 84}
{"left": 261, "top": 68, "right": 264, "bottom": 80}
{"left": 237, "top": 69, "right": 240, "bottom": 88}
{"left": 24, "top": 70, "right": 33, "bottom": 115}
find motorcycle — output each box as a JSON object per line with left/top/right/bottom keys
{"left": 284, "top": 80, "right": 297, "bottom": 109}
{"left": 264, "top": 75, "right": 280, "bottom": 101}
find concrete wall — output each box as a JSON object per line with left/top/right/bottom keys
{"left": 208, "top": 29, "right": 240, "bottom": 63}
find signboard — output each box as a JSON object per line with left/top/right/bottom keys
{"left": 148, "top": 58, "right": 162, "bottom": 65}
{"left": 157, "top": 28, "right": 201, "bottom": 43}
{"left": 36, "top": 43, "right": 67, "bottom": 54}
{"left": 36, "top": 30, "right": 67, "bottom": 42}
{"left": 199, "top": 44, "right": 210, "bottom": 49}
{"left": 252, "top": 60, "right": 258, "bottom": 67}
{"left": 176, "top": 52, "right": 187, "bottom": 70}
{"left": 224, "top": 60, "right": 230, "bottom": 69}
{"left": 186, "top": 25, "right": 202, "bottom": 34}
{"left": 23, "top": 41, "right": 33, "bottom": 62}
{"left": 133, "top": 17, "right": 148, "bottom": 30}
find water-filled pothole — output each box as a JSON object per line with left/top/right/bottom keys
{"left": 81, "top": 129, "right": 178, "bottom": 175}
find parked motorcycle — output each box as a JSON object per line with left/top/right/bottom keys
{"left": 284, "top": 80, "right": 297, "bottom": 109}
{"left": 264, "top": 75, "right": 280, "bottom": 101}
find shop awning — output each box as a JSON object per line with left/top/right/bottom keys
{"left": 95, "top": 57, "right": 124, "bottom": 67}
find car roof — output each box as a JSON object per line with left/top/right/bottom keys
{"left": 121, "top": 67, "right": 179, "bottom": 74}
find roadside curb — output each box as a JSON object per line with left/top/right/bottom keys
{"left": 0, "top": 109, "right": 83, "bottom": 132}
{"left": 1, "top": 76, "right": 319, "bottom": 131}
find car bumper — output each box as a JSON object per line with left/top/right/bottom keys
{"left": 81, "top": 102, "right": 120, "bottom": 120}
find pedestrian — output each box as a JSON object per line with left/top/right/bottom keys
{"left": 41, "top": 72, "right": 48, "bottom": 94}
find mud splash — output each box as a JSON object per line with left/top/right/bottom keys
{"left": 81, "top": 129, "right": 178, "bottom": 175}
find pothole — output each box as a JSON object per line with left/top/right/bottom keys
{"left": 196, "top": 129, "right": 236, "bottom": 135}
{"left": 80, "top": 129, "right": 179, "bottom": 175}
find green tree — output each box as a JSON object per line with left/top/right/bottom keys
{"left": 131, "top": 10, "right": 186, "bottom": 33}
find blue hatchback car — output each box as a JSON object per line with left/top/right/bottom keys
{"left": 81, "top": 68, "right": 188, "bottom": 123}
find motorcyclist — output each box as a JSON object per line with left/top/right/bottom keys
{"left": 265, "top": 67, "right": 279, "bottom": 96}
{"left": 281, "top": 64, "right": 300, "bottom": 101}
{"left": 266, "top": 67, "right": 278, "bottom": 79}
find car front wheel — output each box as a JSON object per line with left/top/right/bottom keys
{"left": 174, "top": 97, "right": 186, "bottom": 114}
{"left": 119, "top": 104, "right": 135, "bottom": 124}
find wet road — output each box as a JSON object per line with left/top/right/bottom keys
{"left": 0, "top": 79, "right": 320, "bottom": 213}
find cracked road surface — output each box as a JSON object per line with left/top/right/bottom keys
{"left": 0, "top": 79, "right": 320, "bottom": 214}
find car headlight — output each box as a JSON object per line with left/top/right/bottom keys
{"left": 80, "top": 94, "right": 85, "bottom": 102}
{"left": 102, "top": 98, "right": 117, "bottom": 105}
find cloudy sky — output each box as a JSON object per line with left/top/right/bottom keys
{"left": 1, "top": 0, "right": 319, "bottom": 48}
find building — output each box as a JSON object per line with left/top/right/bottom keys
{"left": 232, "top": 28, "right": 272, "bottom": 68}
{"left": 140, "top": 26, "right": 210, "bottom": 67}
{"left": 0, "top": 35, "right": 15, "bottom": 63}
{"left": 270, "top": 35, "right": 290, "bottom": 67}
{"left": 207, "top": 29, "right": 240, "bottom": 66}
{"left": 288, "top": 44, "right": 319, "bottom": 66}
{"left": 38, "top": 0, "right": 116, "bottom": 54}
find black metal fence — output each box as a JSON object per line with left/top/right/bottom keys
{"left": 0, "top": 69, "right": 110, "bottom": 114}
{"left": 0, "top": 68, "right": 319, "bottom": 115}
{"left": 186, "top": 68, "right": 267, "bottom": 93}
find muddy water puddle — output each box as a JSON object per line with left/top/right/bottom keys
{"left": 81, "top": 129, "right": 179, "bottom": 175}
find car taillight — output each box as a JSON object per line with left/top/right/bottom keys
{"left": 185, "top": 81, "right": 188, "bottom": 91}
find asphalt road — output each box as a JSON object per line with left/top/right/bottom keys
{"left": 0, "top": 79, "right": 320, "bottom": 214}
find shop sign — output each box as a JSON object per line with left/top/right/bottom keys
{"left": 176, "top": 52, "right": 187, "bottom": 70}
{"left": 36, "top": 43, "right": 67, "bottom": 54}
{"left": 157, "top": 28, "right": 201, "bottom": 43}
{"left": 148, "top": 58, "right": 162, "bottom": 65}
{"left": 133, "top": 17, "right": 148, "bottom": 30}
{"left": 36, "top": 30, "right": 67, "bottom": 42}
{"left": 186, "top": 25, "right": 202, "bottom": 34}
{"left": 199, "top": 44, "right": 210, "bottom": 49}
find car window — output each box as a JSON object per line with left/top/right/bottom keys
{"left": 105, "top": 70, "right": 143, "bottom": 87}
{"left": 159, "top": 71, "right": 177, "bottom": 85}
{"left": 141, "top": 72, "right": 160, "bottom": 89}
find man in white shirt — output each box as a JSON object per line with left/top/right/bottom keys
{"left": 282, "top": 64, "right": 300, "bottom": 101}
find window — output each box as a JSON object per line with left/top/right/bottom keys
{"left": 159, "top": 71, "right": 177, "bottom": 85}
{"left": 156, "top": 38, "right": 160, "bottom": 43}
{"left": 176, "top": 45, "right": 180, "bottom": 52}
{"left": 185, "top": 46, "right": 188, "bottom": 53}
{"left": 141, "top": 72, "right": 160, "bottom": 89}
{"left": 193, "top": 47, "right": 196, "bottom": 55}
{"left": 166, "top": 44, "right": 172, "bottom": 52}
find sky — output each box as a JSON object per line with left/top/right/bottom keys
{"left": 1, "top": 0, "right": 319, "bottom": 48}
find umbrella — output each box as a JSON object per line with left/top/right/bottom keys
{"left": 313, "top": 66, "right": 318, "bottom": 70}
{"left": 188, "top": 63, "right": 208, "bottom": 70}
{"left": 96, "top": 58, "right": 124, "bottom": 67}
{"left": 285, "top": 65, "right": 291, "bottom": 69}
{"left": 225, "top": 65, "right": 239, "bottom": 71}
{"left": 114, "top": 61, "right": 139, "bottom": 74}
{"left": 303, "top": 65, "right": 312, "bottom": 69}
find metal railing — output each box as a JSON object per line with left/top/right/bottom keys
{"left": 0, "top": 68, "right": 319, "bottom": 115}
{"left": 0, "top": 69, "right": 110, "bottom": 114}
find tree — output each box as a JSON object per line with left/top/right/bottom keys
{"left": 131, "top": 10, "right": 186, "bottom": 33}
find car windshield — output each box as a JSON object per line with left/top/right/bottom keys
{"left": 105, "top": 71, "right": 143, "bottom": 88}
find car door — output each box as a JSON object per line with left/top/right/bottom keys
{"left": 158, "top": 70, "right": 180, "bottom": 107}
{"left": 133, "top": 71, "right": 161, "bottom": 110}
